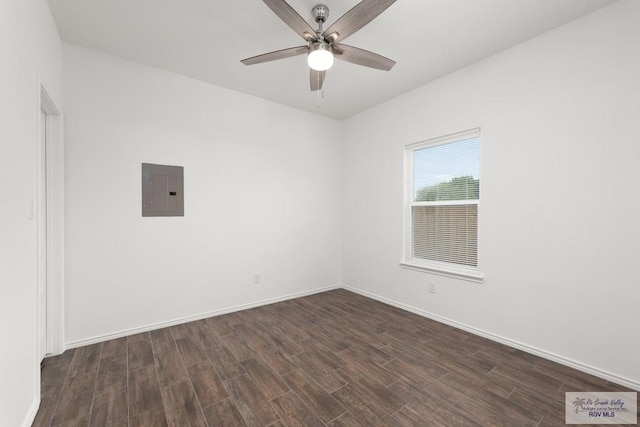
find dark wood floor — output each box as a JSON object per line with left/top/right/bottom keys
{"left": 33, "top": 289, "right": 633, "bottom": 426}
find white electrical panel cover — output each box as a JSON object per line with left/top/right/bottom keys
{"left": 142, "top": 163, "right": 184, "bottom": 217}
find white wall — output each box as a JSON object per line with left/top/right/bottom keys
{"left": 0, "top": 0, "right": 62, "bottom": 425}
{"left": 342, "top": 0, "right": 640, "bottom": 388}
{"left": 63, "top": 44, "right": 342, "bottom": 345}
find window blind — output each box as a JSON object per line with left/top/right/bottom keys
{"left": 410, "top": 135, "right": 480, "bottom": 268}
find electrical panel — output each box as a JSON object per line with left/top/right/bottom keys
{"left": 141, "top": 163, "right": 184, "bottom": 217}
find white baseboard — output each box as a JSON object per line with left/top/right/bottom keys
{"left": 22, "top": 396, "right": 40, "bottom": 427}
{"left": 342, "top": 285, "right": 640, "bottom": 392}
{"left": 65, "top": 284, "right": 340, "bottom": 349}
{"left": 62, "top": 282, "right": 639, "bottom": 392}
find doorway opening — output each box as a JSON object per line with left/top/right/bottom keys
{"left": 37, "top": 108, "right": 47, "bottom": 361}
{"left": 38, "top": 85, "right": 64, "bottom": 361}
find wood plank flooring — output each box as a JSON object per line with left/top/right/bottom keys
{"left": 33, "top": 289, "right": 634, "bottom": 426}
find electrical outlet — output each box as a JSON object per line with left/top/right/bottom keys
{"left": 428, "top": 281, "right": 437, "bottom": 294}
{"left": 253, "top": 273, "right": 262, "bottom": 285}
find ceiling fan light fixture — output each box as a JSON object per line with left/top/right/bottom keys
{"left": 308, "top": 41, "right": 334, "bottom": 71}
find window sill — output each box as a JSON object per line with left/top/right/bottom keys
{"left": 399, "top": 260, "right": 484, "bottom": 284}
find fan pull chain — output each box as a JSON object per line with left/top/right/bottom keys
{"left": 317, "top": 90, "right": 324, "bottom": 109}
{"left": 316, "top": 73, "right": 321, "bottom": 108}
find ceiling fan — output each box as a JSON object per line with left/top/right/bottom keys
{"left": 241, "top": 0, "right": 397, "bottom": 91}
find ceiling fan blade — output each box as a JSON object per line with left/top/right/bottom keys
{"left": 263, "top": 0, "right": 318, "bottom": 41}
{"left": 334, "top": 43, "right": 395, "bottom": 71}
{"left": 310, "top": 69, "right": 326, "bottom": 91}
{"left": 323, "top": 0, "right": 396, "bottom": 43}
{"left": 241, "top": 46, "right": 308, "bottom": 66}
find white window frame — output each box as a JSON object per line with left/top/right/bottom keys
{"left": 400, "top": 128, "right": 484, "bottom": 283}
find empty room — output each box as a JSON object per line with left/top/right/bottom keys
{"left": 1, "top": 0, "right": 638, "bottom": 426}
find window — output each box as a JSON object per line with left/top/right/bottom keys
{"left": 401, "top": 128, "right": 483, "bottom": 283}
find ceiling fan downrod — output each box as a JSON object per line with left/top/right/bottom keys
{"left": 311, "top": 4, "right": 329, "bottom": 35}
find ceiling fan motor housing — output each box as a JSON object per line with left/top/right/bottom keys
{"left": 312, "top": 4, "right": 330, "bottom": 24}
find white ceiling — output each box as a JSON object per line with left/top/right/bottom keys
{"left": 48, "top": 0, "right": 616, "bottom": 120}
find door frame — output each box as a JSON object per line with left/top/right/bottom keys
{"left": 37, "top": 83, "right": 64, "bottom": 359}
